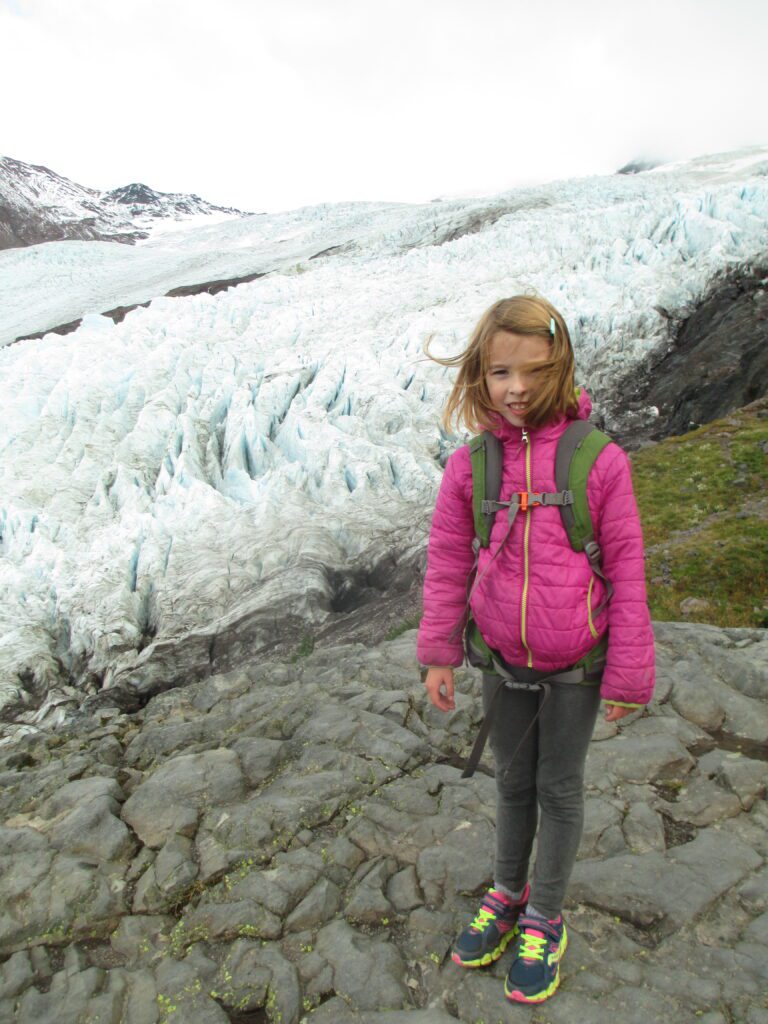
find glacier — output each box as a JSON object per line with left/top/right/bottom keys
{"left": 0, "top": 144, "right": 766, "bottom": 739}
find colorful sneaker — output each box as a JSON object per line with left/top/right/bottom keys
{"left": 451, "top": 884, "right": 530, "bottom": 968}
{"left": 504, "top": 912, "right": 568, "bottom": 1003}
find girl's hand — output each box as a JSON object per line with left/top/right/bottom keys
{"left": 425, "top": 666, "right": 456, "bottom": 712}
{"left": 604, "top": 703, "right": 638, "bottom": 722}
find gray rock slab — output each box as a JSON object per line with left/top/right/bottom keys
{"left": 109, "top": 913, "right": 174, "bottom": 968}
{"left": 416, "top": 817, "right": 495, "bottom": 904}
{"left": 742, "top": 909, "right": 768, "bottom": 945}
{"left": 737, "top": 864, "right": 768, "bottom": 914}
{"left": 449, "top": 968, "right": 537, "bottom": 1024}
{"left": 570, "top": 829, "right": 762, "bottom": 934}
{"left": 230, "top": 735, "right": 285, "bottom": 787}
{"left": 132, "top": 862, "right": 164, "bottom": 914}
{"left": 707, "top": 675, "right": 768, "bottom": 744}
{"left": 95, "top": 734, "right": 123, "bottom": 765}
{"left": 292, "top": 704, "right": 428, "bottom": 770}
{"left": 725, "top": 753, "right": 768, "bottom": 810}
{"left": 626, "top": 709, "right": 714, "bottom": 750}
{"left": 14, "top": 965, "right": 109, "bottom": 1024}
{"left": 154, "top": 833, "right": 199, "bottom": 900}
{"left": 578, "top": 797, "right": 626, "bottom": 859}
{"left": 584, "top": 732, "right": 696, "bottom": 787}
{"left": 659, "top": 774, "right": 743, "bottom": 826}
{"left": 121, "top": 748, "right": 245, "bottom": 848}
{"left": 285, "top": 878, "right": 342, "bottom": 932}
{"left": 186, "top": 895, "right": 284, "bottom": 946}
{"left": 0, "top": 825, "right": 125, "bottom": 955}
{"left": 255, "top": 944, "right": 301, "bottom": 1024}
{"left": 0, "top": 949, "right": 36, "bottom": 1000}
{"left": 387, "top": 865, "right": 423, "bottom": 913}
{"left": 314, "top": 918, "right": 408, "bottom": 1011}
{"left": 153, "top": 955, "right": 230, "bottom": 1023}
{"left": 622, "top": 800, "right": 666, "bottom": 854}
{"left": 344, "top": 882, "right": 393, "bottom": 926}
{"left": 668, "top": 672, "right": 727, "bottom": 730}
{"left": 349, "top": 1013, "right": 460, "bottom": 1024}
{"left": 123, "top": 719, "right": 210, "bottom": 769}
{"left": 213, "top": 942, "right": 271, "bottom": 1011}
{"left": 7, "top": 775, "right": 137, "bottom": 865}
{"left": 402, "top": 907, "right": 455, "bottom": 961}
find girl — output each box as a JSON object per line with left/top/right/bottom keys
{"left": 417, "top": 294, "right": 655, "bottom": 1005}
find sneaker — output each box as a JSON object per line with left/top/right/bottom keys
{"left": 451, "top": 884, "right": 530, "bottom": 968}
{"left": 504, "top": 912, "right": 568, "bottom": 1003}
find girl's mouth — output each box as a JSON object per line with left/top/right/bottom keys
{"left": 506, "top": 404, "right": 527, "bottom": 413}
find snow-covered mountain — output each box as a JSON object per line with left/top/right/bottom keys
{"left": 0, "top": 144, "right": 766, "bottom": 740}
{"left": 0, "top": 155, "right": 251, "bottom": 250}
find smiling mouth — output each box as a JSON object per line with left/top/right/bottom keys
{"left": 506, "top": 404, "right": 527, "bottom": 412}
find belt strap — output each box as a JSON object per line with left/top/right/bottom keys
{"left": 461, "top": 653, "right": 603, "bottom": 780}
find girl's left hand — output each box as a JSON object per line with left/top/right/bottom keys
{"left": 604, "top": 703, "right": 637, "bottom": 722}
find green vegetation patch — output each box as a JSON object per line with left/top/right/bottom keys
{"left": 629, "top": 401, "right": 768, "bottom": 628}
{"left": 385, "top": 616, "right": 421, "bottom": 641}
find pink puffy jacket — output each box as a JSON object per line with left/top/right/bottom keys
{"left": 417, "top": 388, "right": 655, "bottom": 706}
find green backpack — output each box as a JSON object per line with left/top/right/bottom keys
{"left": 459, "top": 417, "right": 615, "bottom": 778}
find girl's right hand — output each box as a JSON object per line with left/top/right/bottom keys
{"left": 425, "top": 666, "right": 456, "bottom": 712}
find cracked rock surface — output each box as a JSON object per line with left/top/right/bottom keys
{"left": 0, "top": 620, "right": 766, "bottom": 1023}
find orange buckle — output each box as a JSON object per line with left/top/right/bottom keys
{"left": 518, "top": 491, "right": 540, "bottom": 511}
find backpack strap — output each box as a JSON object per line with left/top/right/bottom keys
{"left": 469, "top": 432, "right": 503, "bottom": 550}
{"left": 555, "top": 421, "right": 615, "bottom": 617}
{"left": 469, "top": 432, "right": 572, "bottom": 548}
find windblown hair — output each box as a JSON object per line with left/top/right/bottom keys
{"left": 424, "top": 294, "right": 579, "bottom": 433}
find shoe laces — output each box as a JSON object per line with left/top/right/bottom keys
{"left": 518, "top": 929, "right": 547, "bottom": 961}
{"left": 517, "top": 914, "right": 562, "bottom": 960}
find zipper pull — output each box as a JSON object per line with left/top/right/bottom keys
{"left": 521, "top": 428, "right": 530, "bottom": 445}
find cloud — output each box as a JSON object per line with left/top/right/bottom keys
{"left": 1, "top": 0, "right": 766, "bottom": 211}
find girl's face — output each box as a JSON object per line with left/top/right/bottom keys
{"left": 485, "top": 330, "right": 551, "bottom": 427}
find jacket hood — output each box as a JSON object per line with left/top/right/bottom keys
{"left": 488, "top": 386, "right": 593, "bottom": 442}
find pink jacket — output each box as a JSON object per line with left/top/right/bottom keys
{"left": 417, "top": 389, "right": 655, "bottom": 706}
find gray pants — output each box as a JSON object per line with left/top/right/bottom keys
{"left": 482, "top": 672, "right": 601, "bottom": 919}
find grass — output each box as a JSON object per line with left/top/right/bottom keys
{"left": 385, "top": 615, "right": 422, "bottom": 641}
{"left": 290, "top": 634, "right": 315, "bottom": 662}
{"left": 630, "top": 399, "right": 768, "bottom": 628}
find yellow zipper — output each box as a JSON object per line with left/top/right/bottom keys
{"left": 586, "top": 576, "right": 599, "bottom": 639}
{"left": 521, "top": 429, "right": 533, "bottom": 668}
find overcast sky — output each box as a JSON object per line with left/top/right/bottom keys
{"left": 2, "top": 0, "right": 766, "bottom": 214}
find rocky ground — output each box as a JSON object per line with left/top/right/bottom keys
{"left": 0, "top": 619, "right": 766, "bottom": 1024}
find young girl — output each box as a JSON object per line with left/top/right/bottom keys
{"left": 417, "top": 294, "right": 655, "bottom": 1005}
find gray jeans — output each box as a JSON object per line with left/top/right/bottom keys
{"left": 482, "top": 672, "right": 601, "bottom": 919}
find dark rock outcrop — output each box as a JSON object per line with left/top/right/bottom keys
{"left": 603, "top": 265, "right": 768, "bottom": 448}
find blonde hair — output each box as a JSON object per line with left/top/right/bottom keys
{"left": 425, "top": 294, "right": 579, "bottom": 433}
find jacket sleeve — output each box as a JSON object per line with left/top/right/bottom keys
{"left": 588, "top": 444, "right": 656, "bottom": 705}
{"left": 417, "top": 447, "right": 477, "bottom": 668}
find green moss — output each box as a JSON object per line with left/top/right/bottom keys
{"left": 630, "top": 403, "right": 768, "bottom": 628}
{"left": 290, "top": 634, "right": 315, "bottom": 662}
{"left": 385, "top": 616, "right": 421, "bottom": 641}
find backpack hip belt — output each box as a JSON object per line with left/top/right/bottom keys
{"left": 461, "top": 618, "right": 606, "bottom": 779}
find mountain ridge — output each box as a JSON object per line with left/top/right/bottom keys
{"left": 0, "top": 154, "right": 253, "bottom": 250}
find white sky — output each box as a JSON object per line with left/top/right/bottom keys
{"left": 2, "top": 0, "right": 767, "bottom": 214}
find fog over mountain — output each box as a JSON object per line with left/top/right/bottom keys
{"left": 0, "top": 144, "right": 766, "bottom": 740}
